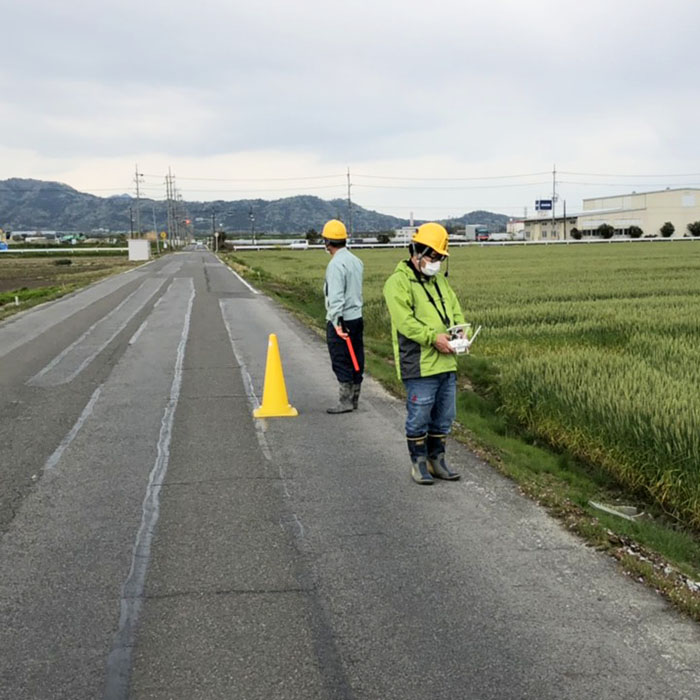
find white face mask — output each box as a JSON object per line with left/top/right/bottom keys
{"left": 422, "top": 260, "right": 441, "bottom": 276}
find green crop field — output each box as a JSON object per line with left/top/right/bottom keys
{"left": 226, "top": 241, "right": 700, "bottom": 530}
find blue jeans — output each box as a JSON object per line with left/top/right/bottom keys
{"left": 403, "top": 372, "right": 456, "bottom": 437}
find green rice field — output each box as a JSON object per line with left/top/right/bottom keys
{"left": 226, "top": 241, "right": 700, "bottom": 529}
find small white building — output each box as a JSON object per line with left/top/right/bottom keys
{"left": 506, "top": 219, "right": 526, "bottom": 235}
{"left": 523, "top": 215, "right": 578, "bottom": 241}
{"left": 394, "top": 225, "right": 419, "bottom": 244}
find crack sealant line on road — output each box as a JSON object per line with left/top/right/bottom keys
{"left": 0, "top": 269, "right": 151, "bottom": 361}
{"left": 218, "top": 299, "right": 273, "bottom": 464}
{"left": 27, "top": 277, "right": 166, "bottom": 387}
{"left": 128, "top": 319, "right": 148, "bottom": 345}
{"left": 104, "top": 279, "right": 195, "bottom": 700}
{"left": 43, "top": 385, "right": 103, "bottom": 473}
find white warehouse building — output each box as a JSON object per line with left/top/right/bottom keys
{"left": 522, "top": 187, "right": 700, "bottom": 241}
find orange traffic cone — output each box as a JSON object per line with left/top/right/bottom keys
{"left": 253, "top": 334, "right": 299, "bottom": 418}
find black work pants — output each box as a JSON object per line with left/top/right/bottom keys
{"left": 326, "top": 318, "right": 364, "bottom": 384}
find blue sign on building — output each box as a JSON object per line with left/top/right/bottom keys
{"left": 536, "top": 199, "right": 553, "bottom": 211}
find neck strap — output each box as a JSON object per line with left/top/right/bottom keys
{"left": 405, "top": 260, "right": 452, "bottom": 328}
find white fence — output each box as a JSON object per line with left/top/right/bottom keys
{"left": 227, "top": 236, "right": 700, "bottom": 252}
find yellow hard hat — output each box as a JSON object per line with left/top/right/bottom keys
{"left": 322, "top": 219, "right": 348, "bottom": 240}
{"left": 412, "top": 222, "right": 449, "bottom": 256}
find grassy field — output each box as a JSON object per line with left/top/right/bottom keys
{"left": 0, "top": 254, "right": 140, "bottom": 321}
{"left": 224, "top": 242, "right": 700, "bottom": 614}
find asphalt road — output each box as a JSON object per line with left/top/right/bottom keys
{"left": 0, "top": 251, "right": 698, "bottom": 699}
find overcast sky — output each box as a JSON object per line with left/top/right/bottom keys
{"left": 2, "top": 0, "right": 699, "bottom": 219}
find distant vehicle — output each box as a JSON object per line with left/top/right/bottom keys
{"left": 463, "top": 224, "right": 490, "bottom": 241}
{"left": 488, "top": 233, "right": 510, "bottom": 242}
{"left": 289, "top": 239, "right": 309, "bottom": 250}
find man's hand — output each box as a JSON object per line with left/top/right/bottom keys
{"left": 434, "top": 333, "right": 454, "bottom": 354}
{"left": 335, "top": 325, "right": 349, "bottom": 339}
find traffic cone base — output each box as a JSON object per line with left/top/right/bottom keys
{"left": 253, "top": 404, "right": 298, "bottom": 418}
{"left": 253, "top": 333, "right": 298, "bottom": 418}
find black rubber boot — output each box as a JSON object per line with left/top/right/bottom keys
{"left": 327, "top": 382, "right": 354, "bottom": 414}
{"left": 352, "top": 384, "right": 361, "bottom": 410}
{"left": 427, "top": 433, "right": 460, "bottom": 480}
{"left": 407, "top": 434, "right": 433, "bottom": 485}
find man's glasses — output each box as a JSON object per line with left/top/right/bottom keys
{"left": 425, "top": 249, "right": 446, "bottom": 262}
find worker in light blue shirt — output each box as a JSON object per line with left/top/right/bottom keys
{"left": 322, "top": 219, "right": 364, "bottom": 414}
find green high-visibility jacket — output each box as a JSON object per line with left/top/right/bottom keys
{"left": 383, "top": 260, "right": 466, "bottom": 381}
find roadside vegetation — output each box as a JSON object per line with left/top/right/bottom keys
{"left": 222, "top": 242, "right": 700, "bottom": 620}
{"left": 0, "top": 253, "right": 141, "bottom": 321}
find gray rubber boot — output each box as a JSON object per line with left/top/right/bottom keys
{"left": 352, "top": 384, "right": 361, "bottom": 410}
{"left": 427, "top": 433, "right": 460, "bottom": 480}
{"left": 327, "top": 382, "right": 354, "bottom": 414}
{"left": 407, "top": 434, "right": 433, "bottom": 485}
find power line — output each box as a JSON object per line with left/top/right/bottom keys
{"left": 353, "top": 171, "right": 551, "bottom": 181}
{"left": 560, "top": 170, "right": 700, "bottom": 178}
{"left": 361, "top": 204, "right": 534, "bottom": 211}
{"left": 353, "top": 182, "right": 550, "bottom": 190}
{"left": 560, "top": 180, "right": 700, "bottom": 187}
{"left": 166, "top": 185, "right": 345, "bottom": 193}
{"left": 141, "top": 173, "right": 342, "bottom": 182}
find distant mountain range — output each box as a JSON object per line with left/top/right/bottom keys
{"left": 0, "top": 178, "right": 509, "bottom": 235}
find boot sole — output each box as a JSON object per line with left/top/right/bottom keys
{"left": 427, "top": 462, "right": 461, "bottom": 480}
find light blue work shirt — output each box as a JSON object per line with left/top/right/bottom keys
{"left": 324, "top": 247, "right": 363, "bottom": 326}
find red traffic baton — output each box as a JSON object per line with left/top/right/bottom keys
{"left": 338, "top": 318, "right": 360, "bottom": 372}
{"left": 344, "top": 336, "right": 360, "bottom": 372}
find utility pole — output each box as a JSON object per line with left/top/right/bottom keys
{"left": 176, "top": 192, "right": 183, "bottom": 248}
{"left": 152, "top": 204, "right": 160, "bottom": 254}
{"left": 128, "top": 205, "right": 134, "bottom": 238}
{"left": 165, "top": 168, "right": 174, "bottom": 244}
{"left": 347, "top": 167, "right": 353, "bottom": 237}
{"left": 165, "top": 168, "right": 181, "bottom": 247}
{"left": 212, "top": 210, "right": 216, "bottom": 251}
{"left": 563, "top": 199, "right": 567, "bottom": 240}
{"left": 552, "top": 163, "right": 557, "bottom": 238}
{"left": 249, "top": 206, "right": 255, "bottom": 245}
{"left": 134, "top": 164, "right": 143, "bottom": 238}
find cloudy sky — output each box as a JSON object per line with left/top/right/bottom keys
{"left": 2, "top": 0, "right": 699, "bottom": 219}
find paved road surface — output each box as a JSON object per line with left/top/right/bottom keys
{"left": 0, "top": 251, "right": 698, "bottom": 699}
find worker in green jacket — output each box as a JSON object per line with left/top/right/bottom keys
{"left": 383, "top": 222, "right": 466, "bottom": 485}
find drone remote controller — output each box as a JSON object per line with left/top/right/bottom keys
{"left": 447, "top": 324, "right": 482, "bottom": 354}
